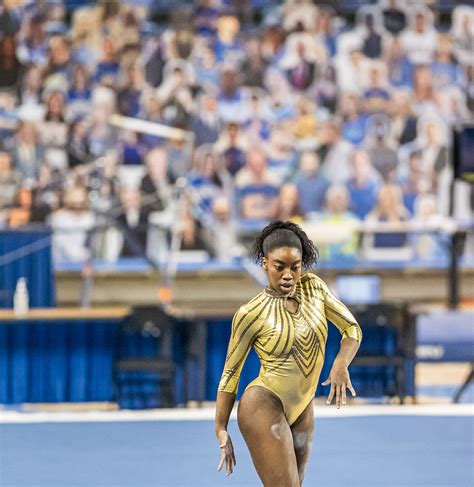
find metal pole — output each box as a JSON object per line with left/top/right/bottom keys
{"left": 448, "top": 231, "right": 462, "bottom": 309}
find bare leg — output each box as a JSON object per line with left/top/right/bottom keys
{"left": 290, "top": 400, "right": 315, "bottom": 486}
{"left": 237, "top": 386, "right": 300, "bottom": 487}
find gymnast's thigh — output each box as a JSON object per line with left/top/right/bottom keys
{"left": 290, "top": 400, "right": 315, "bottom": 485}
{"left": 237, "top": 386, "right": 300, "bottom": 487}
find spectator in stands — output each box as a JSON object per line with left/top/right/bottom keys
{"left": 159, "top": 65, "right": 194, "bottom": 129}
{"left": 0, "top": 34, "right": 23, "bottom": 88}
{"left": 88, "top": 86, "right": 116, "bottom": 157}
{"left": 179, "top": 201, "right": 209, "bottom": 254}
{"left": 241, "top": 37, "right": 267, "bottom": 88}
{"left": 0, "top": 3, "right": 18, "bottom": 36}
{"left": 366, "top": 116, "right": 399, "bottom": 181}
{"left": 235, "top": 148, "right": 279, "bottom": 221}
{"left": 265, "top": 71, "right": 296, "bottom": 122}
{"left": 341, "top": 92, "right": 368, "bottom": 147}
{"left": 188, "top": 145, "right": 230, "bottom": 221}
{"left": 346, "top": 150, "right": 381, "bottom": 220}
{"left": 318, "top": 184, "right": 360, "bottom": 260}
{"left": 45, "top": 35, "right": 71, "bottom": 78}
{"left": 397, "top": 149, "right": 424, "bottom": 215}
{"left": 361, "top": 12, "right": 383, "bottom": 59}
{"left": 117, "top": 64, "right": 145, "bottom": 118}
{"left": 292, "top": 95, "right": 318, "bottom": 143}
{"left": 116, "top": 186, "right": 148, "bottom": 258}
{"left": 94, "top": 36, "right": 120, "bottom": 86}
{"left": 451, "top": 5, "right": 474, "bottom": 66}
{"left": 431, "top": 34, "right": 461, "bottom": 91}
{"left": 50, "top": 185, "right": 95, "bottom": 262}
{"left": 384, "top": 37, "right": 413, "bottom": 90}
{"left": 294, "top": 151, "right": 329, "bottom": 216}
{"left": 285, "top": 21, "right": 323, "bottom": 63}
{"left": 7, "top": 186, "right": 50, "bottom": 227}
{"left": 437, "top": 85, "right": 470, "bottom": 127}
{"left": 261, "top": 22, "right": 285, "bottom": 64}
{"left": 416, "top": 118, "right": 451, "bottom": 216}
{"left": 214, "top": 122, "right": 248, "bottom": 176}
{"left": 412, "top": 64, "right": 438, "bottom": 113}
{"left": 203, "top": 195, "right": 242, "bottom": 261}
{"left": 261, "top": 74, "right": 288, "bottom": 122}
{"left": 217, "top": 63, "right": 246, "bottom": 123}
{"left": 143, "top": 36, "right": 165, "bottom": 88}
{"left": 191, "top": 91, "right": 221, "bottom": 147}
{"left": 67, "top": 63, "right": 92, "bottom": 117}
{"left": 388, "top": 90, "right": 418, "bottom": 146}
{"left": 0, "top": 151, "right": 21, "bottom": 208}
{"left": 139, "top": 91, "right": 163, "bottom": 127}
{"left": 18, "top": 65, "right": 43, "bottom": 106}
{"left": 139, "top": 147, "right": 173, "bottom": 216}
{"left": 335, "top": 46, "right": 364, "bottom": 94}
{"left": 243, "top": 91, "right": 271, "bottom": 144}
{"left": 70, "top": 6, "right": 102, "bottom": 68}
{"left": 67, "top": 117, "right": 91, "bottom": 169}
{"left": 194, "top": 0, "right": 219, "bottom": 38}
{"left": 401, "top": 7, "right": 437, "bottom": 65}
{"left": 274, "top": 183, "right": 304, "bottom": 222}
{"left": 7, "top": 187, "right": 34, "bottom": 228}
{"left": 314, "top": 6, "right": 337, "bottom": 58}
{"left": 213, "top": 13, "right": 245, "bottom": 65}
{"left": 16, "top": 13, "right": 49, "bottom": 67}
{"left": 318, "top": 119, "right": 352, "bottom": 184}
{"left": 381, "top": 0, "right": 407, "bottom": 36}
{"left": 312, "top": 64, "right": 338, "bottom": 114}
{"left": 285, "top": 41, "right": 316, "bottom": 92}
{"left": 363, "top": 63, "right": 391, "bottom": 114}
{"left": 364, "top": 183, "right": 409, "bottom": 251}
{"left": 40, "top": 90, "right": 68, "bottom": 169}
{"left": 411, "top": 193, "right": 448, "bottom": 260}
{"left": 266, "top": 122, "right": 297, "bottom": 182}
{"left": 12, "top": 121, "right": 44, "bottom": 186}
{"left": 193, "top": 45, "right": 220, "bottom": 88}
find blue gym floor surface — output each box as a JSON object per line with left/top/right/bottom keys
{"left": 1, "top": 405, "right": 472, "bottom": 487}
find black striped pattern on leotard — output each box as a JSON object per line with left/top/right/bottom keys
{"left": 218, "top": 273, "right": 362, "bottom": 395}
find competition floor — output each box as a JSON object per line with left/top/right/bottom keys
{"left": 1, "top": 405, "right": 472, "bottom": 487}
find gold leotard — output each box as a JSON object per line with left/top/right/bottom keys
{"left": 218, "top": 273, "right": 362, "bottom": 425}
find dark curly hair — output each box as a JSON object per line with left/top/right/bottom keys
{"left": 252, "top": 220, "right": 319, "bottom": 269}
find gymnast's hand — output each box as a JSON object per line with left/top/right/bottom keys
{"left": 321, "top": 357, "right": 356, "bottom": 409}
{"left": 217, "top": 429, "right": 236, "bottom": 476}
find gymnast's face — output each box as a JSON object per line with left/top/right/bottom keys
{"left": 263, "top": 246, "right": 302, "bottom": 295}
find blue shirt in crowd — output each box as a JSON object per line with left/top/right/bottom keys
{"left": 388, "top": 57, "right": 413, "bottom": 89}
{"left": 342, "top": 115, "right": 368, "bottom": 147}
{"left": 347, "top": 178, "right": 380, "bottom": 220}
{"left": 295, "top": 173, "right": 329, "bottom": 214}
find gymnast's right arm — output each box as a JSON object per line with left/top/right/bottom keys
{"left": 215, "top": 306, "right": 256, "bottom": 475}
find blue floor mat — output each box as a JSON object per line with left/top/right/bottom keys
{"left": 1, "top": 416, "right": 472, "bottom": 487}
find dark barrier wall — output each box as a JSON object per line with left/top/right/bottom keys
{"left": 0, "top": 318, "right": 186, "bottom": 405}
{"left": 0, "top": 318, "right": 409, "bottom": 404}
{"left": 0, "top": 320, "right": 115, "bottom": 403}
{"left": 0, "top": 228, "right": 55, "bottom": 308}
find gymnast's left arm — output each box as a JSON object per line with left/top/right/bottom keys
{"left": 320, "top": 280, "right": 362, "bottom": 408}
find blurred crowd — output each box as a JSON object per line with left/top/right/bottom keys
{"left": 0, "top": 0, "right": 472, "bottom": 264}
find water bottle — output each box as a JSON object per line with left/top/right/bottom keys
{"left": 13, "top": 277, "right": 29, "bottom": 317}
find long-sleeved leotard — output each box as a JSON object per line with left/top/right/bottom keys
{"left": 218, "top": 273, "right": 362, "bottom": 425}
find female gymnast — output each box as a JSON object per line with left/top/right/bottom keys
{"left": 215, "top": 220, "right": 362, "bottom": 486}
